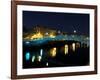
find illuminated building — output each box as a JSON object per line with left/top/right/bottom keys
{"left": 30, "top": 32, "right": 43, "bottom": 40}
{"left": 23, "top": 25, "right": 57, "bottom": 40}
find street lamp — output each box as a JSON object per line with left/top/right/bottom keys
{"left": 74, "top": 30, "right": 76, "bottom": 33}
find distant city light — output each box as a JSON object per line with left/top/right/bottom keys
{"left": 25, "top": 52, "right": 30, "bottom": 61}
{"left": 30, "top": 32, "right": 43, "bottom": 40}
{"left": 45, "top": 32, "right": 49, "bottom": 35}
{"left": 74, "top": 30, "right": 76, "bottom": 33}
{"left": 24, "top": 36, "right": 30, "bottom": 40}
{"left": 26, "top": 41, "right": 30, "bottom": 44}
{"left": 32, "top": 56, "right": 35, "bottom": 62}
{"left": 49, "top": 34, "right": 55, "bottom": 38}
{"left": 58, "top": 30, "right": 61, "bottom": 34}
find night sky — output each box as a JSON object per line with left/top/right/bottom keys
{"left": 23, "top": 11, "right": 89, "bottom": 35}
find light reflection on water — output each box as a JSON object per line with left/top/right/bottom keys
{"left": 50, "top": 47, "right": 57, "bottom": 57}
{"left": 72, "top": 43, "right": 75, "bottom": 51}
{"left": 40, "top": 49, "right": 43, "bottom": 56}
{"left": 32, "top": 56, "right": 35, "bottom": 62}
{"left": 25, "top": 43, "right": 77, "bottom": 62}
{"left": 46, "top": 62, "right": 49, "bottom": 66}
{"left": 64, "top": 44, "right": 68, "bottom": 55}
{"left": 23, "top": 41, "right": 89, "bottom": 68}
{"left": 38, "top": 56, "right": 42, "bottom": 62}
{"left": 25, "top": 52, "right": 30, "bottom": 61}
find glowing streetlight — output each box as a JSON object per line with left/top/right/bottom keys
{"left": 74, "top": 30, "right": 76, "bottom": 33}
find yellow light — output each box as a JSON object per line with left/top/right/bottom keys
{"left": 30, "top": 32, "right": 43, "bottom": 40}
{"left": 50, "top": 47, "right": 56, "bottom": 57}
{"left": 64, "top": 44, "right": 68, "bottom": 55}
{"left": 49, "top": 33, "right": 55, "bottom": 38}
{"left": 72, "top": 43, "right": 75, "bottom": 51}
{"left": 24, "top": 36, "right": 30, "bottom": 40}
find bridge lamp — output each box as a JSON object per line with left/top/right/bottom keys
{"left": 74, "top": 30, "right": 76, "bottom": 33}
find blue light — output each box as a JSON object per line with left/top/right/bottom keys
{"left": 25, "top": 41, "right": 30, "bottom": 44}
{"left": 25, "top": 52, "right": 30, "bottom": 61}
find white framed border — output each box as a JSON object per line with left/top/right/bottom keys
{"left": 17, "top": 5, "right": 95, "bottom": 75}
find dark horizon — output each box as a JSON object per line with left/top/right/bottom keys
{"left": 23, "top": 11, "right": 90, "bottom": 35}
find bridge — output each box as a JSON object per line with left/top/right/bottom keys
{"left": 23, "top": 34, "right": 89, "bottom": 47}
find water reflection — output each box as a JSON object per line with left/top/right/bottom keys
{"left": 40, "top": 49, "right": 43, "bottom": 56}
{"left": 64, "top": 44, "right": 68, "bottom": 55}
{"left": 37, "top": 56, "right": 42, "bottom": 62}
{"left": 76, "top": 43, "right": 80, "bottom": 48}
{"left": 72, "top": 43, "right": 75, "bottom": 51}
{"left": 23, "top": 41, "right": 89, "bottom": 68}
{"left": 25, "top": 52, "right": 30, "bottom": 61}
{"left": 50, "top": 47, "right": 56, "bottom": 57}
{"left": 32, "top": 56, "right": 35, "bottom": 62}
